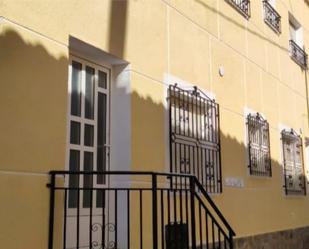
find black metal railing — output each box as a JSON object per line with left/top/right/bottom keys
{"left": 290, "top": 40, "right": 308, "bottom": 69}
{"left": 225, "top": 0, "right": 250, "bottom": 18}
{"left": 263, "top": 0, "right": 281, "bottom": 33}
{"left": 168, "top": 84, "right": 222, "bottom": 194}
{"left": 48, "top": 171, "right": 235, "bottom": 249}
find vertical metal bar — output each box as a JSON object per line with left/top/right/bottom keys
{"left": 247, "top": 116, "right": 252, "bottom": 175}
{"left": 180, "top": 189, "right": 183, "bottom": 224}
{"left": 169, "top": 86, "right": 174, "bottom": 180}
{"left": 89, "top": 184, "right": 93, "bottom": 249}
{"left": 229, "top": 230, "right": 234, "bottom": 249}
{"left": 173, "top": 188, "right": 177, "bottom": 223}
{"left": 190, "top": 177, "right": 196, "bottom": 249}
{"left": 63, "top": 189, "right": 67, "bottom": 249}
{"left": 115, "top": 190, "right": 118, "bottom": 249}
{"left": 185, "top": 189, "right": 189, "bottom": 249}
{"left": 167, "top": 189, "right": 171, "bottom": 225}
{"left": 217, "top": 104, "right": 222, "bottom": 192}
{"left": 160, "top": 190, "right": 164, "bottom": 249}
{"left": 48, "top": 173, "right": 56, "bottom": 249}
{"left": 127, "top": 190, "right": 130, "bottom": 249}
{"left": 205, "top": 211, "right": 209, "bottom": 249}
{"left": 140, "top": 190, "right": 143, "bottom": 249}
{"left": 102, "top": 190, "right": 105, "bottom": 249}
{"left": 267, "top": 122, "right": 272, "bottom": 176}
{"left": 282, "top": 135, "right": 288, "bottom": 195}
{"left": 77, "top": 185, "right": 80, "bottom": 249}
{"left": 152, "top": 174, "right": 158, "bottom": 249}
{"left": 199, "top": 202, "right": 202, "bottom": 248}
{"left": 212, "top": 221, "right": 215, "bottom": 249}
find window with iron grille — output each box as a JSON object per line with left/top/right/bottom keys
{"left": 246, "top": 113, "right": 271, "bottom": 176}
{"left": 225, "top": 0, "right": 251, "bottom": 18}
{"left": 281, "top": 129, "right": 306, "bottom": 195}
{"left": 168, "top": 84, "right": 222, "bottom": 193}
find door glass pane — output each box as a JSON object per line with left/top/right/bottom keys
{"left": 70, "top": 121, "right": 80, "bottom": 145}
{"left": 71, "top": 61, "right": 82, "bottom": 116}
{"left": 83, "top": 152, "right": 93, "bottom": 208}
{"left": 85, "top": 66, "right": 95, "bottom": 120}
{"left": 97, "top": 92, "right": 107, "bottom": 184}
{"left": 69, "top": 150, "right": 80, "bottom": 208}
{"left": 98, "top": 70, "right": 107, "bottom": 89}
{"left": 84, "top": 124, "right": 94, "bottom": 147}
{"left": 96, "top": 189, "right": 105, "bottom": 208}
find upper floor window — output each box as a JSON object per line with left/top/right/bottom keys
{"left": 289, "top": 14, "right": 307, "bottom": 69}
{"left": 247, "top": 113, "right": 272, "bottom": 177}
{"left": 168, "top": 84, "right": 222, "bottom": 193}
{"left": 263, "top": 0, "right": 281, "bottom": 33}
{"left": 225, "top": 0, "right": 250, "bottom": 19}
{"left": 281, "top": 129, "right": 306, "bottom": 196}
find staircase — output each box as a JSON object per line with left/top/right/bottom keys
{"left": 48, "top": 171, "right": 235, "bottom": 249}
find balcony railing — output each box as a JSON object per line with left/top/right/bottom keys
{"left": 263, "top": 0, "right": 281, "bottom": 33}
{"left": 47, "top": 171, "right": 235, "bottom": 249}
{"left": 290, "top": 40, "right": 308, "bottom": 69}
{"left": 225, "top": 0, "right": 250, "bottom": 18}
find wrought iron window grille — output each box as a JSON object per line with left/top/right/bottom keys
{"left": 289, "top": 40, "right": 308, "bottom": 69}
{"left": 246, "top": 113, "right": 272, "bottom": 177}
{"left": 225, "top": 0, "right": 251, "bottom": 18}
{"left": 168, "top": 84, "right": 222, "bottom": 193}
{"left": 281, "top": 129, "right": 306, "bottom": 196}
{"left": 263, "top": 0, "right": 281, "bottom": 33}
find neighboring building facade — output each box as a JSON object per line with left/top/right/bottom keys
{"left": 1, "top": 0, "right": 309, "bottom": 249}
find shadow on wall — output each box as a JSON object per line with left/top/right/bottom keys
{"left": 1, "top": 27, "right": 309, "bottom": 249}
{"left": 130, "top": 83, "right": 309, "bottom": 236}
{"left": 108, "top": 0, "right": 128, "bottom": 59}
{"left": 0, "top": 28, "right": 68, "bottom": 249}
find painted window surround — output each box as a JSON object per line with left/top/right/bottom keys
{"left": 68, "top": 37, "right": 131, "bottom": 187}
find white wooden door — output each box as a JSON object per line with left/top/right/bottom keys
{"left": 65, "top": 55, "right": 112, "bottom": 249}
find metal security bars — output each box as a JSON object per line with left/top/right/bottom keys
{"left": 225, "top": 0, "right": 251, "bottom": 18}
{"left": 47, "top": 171, "right": 235, "bottom": 249}
{"left": 281, "top": 129, "right": 306, "bottom": 195}
{"left": 289, "top": 40, "right": 308, "bottom": 69}
{"left": 168, "top": 84, "right": 222, "bottom": 193}
{"left": 246, "top": 113, "right": 271, "bottom": 176}
{"left": 263, "top": 0, "right": 281, "bottom": 33}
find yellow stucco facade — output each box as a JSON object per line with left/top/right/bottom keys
{"left": 1, "top": 0, "right": 309, "bottom": 248}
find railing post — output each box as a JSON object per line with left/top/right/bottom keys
{"left": 48, "top": 173, "right": 56, "bottom": 249}
{"left": 229, "top": 230, "right": 234, "bottom": 249}
{"left": 189, "top": 177, "right": 196, "bottom": 249}
{"left": 152, "top": 173, "right": 158, "bottom": 249}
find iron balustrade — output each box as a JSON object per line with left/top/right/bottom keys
{"left": 168, "top": 84, "right": 222, "bottom": 193}
{"left": 289, "top": 40, "right": 308, "bottom": 69}
{"left": 263, "top": 0, "right": 281, "bottom": 33}
{"left": 247, "top": 113, "right": 272, "bottom": 177}
{"left": 47, "top": 171, "right": 235, "bottom": 249}
{"left": 225, "top": 0, "right": 250, "bottom": 18}
{"left": 281, "top": 129, "right": 306, "bottom": 196}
